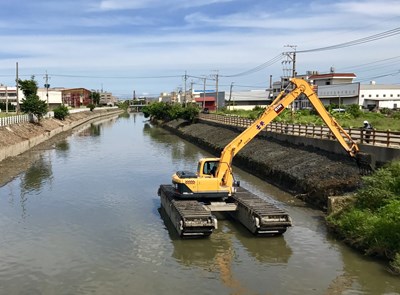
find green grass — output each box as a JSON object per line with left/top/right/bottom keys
{"left": 218, "top": 107, "right": 400, "bottom": 131}
{"left": 0, "top": 112, "right": 18, "bottom": 118}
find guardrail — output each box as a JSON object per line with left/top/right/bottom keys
{"left": 199, "top": 113, "right": 400, "bottom": 148}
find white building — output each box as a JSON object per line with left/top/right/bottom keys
{"left": 0, "top": 85, "right": 23, "bottom": 107}
{"left": 359, "top": 83, "right": 400, "bottom": 110}
{"left": 0, "top": 84, "right": 63, "bottom": 111}
{"left": 224, "top": 90, "right": 272, "bottom": 110}
{"left": 309, "top": 72, "right": 400, "bottom": 110}
{"left": 37, "top": 88, "right": 63, "bottom": 109}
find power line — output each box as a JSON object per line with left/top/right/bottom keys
{"left": 221, "top": 53, "right": 283, "bottom": 78}
{"left": 296, "top": 26, "right": 400, "bottom": 53}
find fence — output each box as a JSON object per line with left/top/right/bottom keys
{"left": 0, "top": 107, "right": 119, "bottom": 128}
{"left": 0, "top": 114, "right": 30, "bottom": 127}
{"left": 199, "top": 113, "right": 400, "bottom": 148}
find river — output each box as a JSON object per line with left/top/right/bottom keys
{"left": 0, "top": 113, "right": 398, "bottom": 295}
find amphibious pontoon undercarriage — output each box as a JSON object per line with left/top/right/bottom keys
{"left": 158, "top": 185, "right": 292, "bottom": 238}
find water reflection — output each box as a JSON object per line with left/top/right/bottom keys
{"left": 159, "top": 207, "right": 292, "bottom": 265}
{"left": 78, "top": 123, "right": 101, "bottom": 137}
{"left": 143, "top": 123, "right": 205, "bottom": 163}
{"left": 118, "top": 112, "right": 130, "bottom": 119}
{"left": 159, "top": 206, "right": 292, "bottom": 294}
{"left": 20, "top": 154, "right": 53, "bottom": 195}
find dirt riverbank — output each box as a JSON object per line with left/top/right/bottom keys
{"left": 163, "top": 119, "right": 362, "bottom": 210}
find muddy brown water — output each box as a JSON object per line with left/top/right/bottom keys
{"left": 0, "top": 113, "right": 399, "bottom": 295}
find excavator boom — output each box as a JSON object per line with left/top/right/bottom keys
{"left": 215, "top": 78, "right": 372, "bottom": 191}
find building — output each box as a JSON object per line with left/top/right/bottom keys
{"left": 192, "top": 90, "right": 225, "bottom": 111}
{"left": 62, "top": 88, "right": 92, "bottom": 108}
{"left": 194, "top": 96, "right": 216, "bottom": 111}
{"left": 313, "top": 73, "right": 400, "bottom": 110}
{"left": 37, "top": 88, "right": 63, "bottom": 110}
{"left": 359, "top": 83, "right": 400, "bottom": 110}
{"left": 99, "top": 91, "right": 118, "bottom": 106}
{"left": 0, "top": 85, "right": 22, "bottom": 111}
{"left": 225, "top": 90, "right": 272, "bottom": 110}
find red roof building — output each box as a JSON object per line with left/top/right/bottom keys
{"left": 195, "top": 96, "right": 216, "bottom": 111}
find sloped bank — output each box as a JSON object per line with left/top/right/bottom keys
{"left": 0, "top": 108, "right": 123, "bottom": 163}
{"left": 163, "top": 119, "right": 362, "bottom": 210}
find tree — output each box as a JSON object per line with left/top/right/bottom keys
{"left": 19, "top": 76, "right": 48, "bottom": 121}
{"left": 91, "top": 91, "right": 100, "bottom": 106}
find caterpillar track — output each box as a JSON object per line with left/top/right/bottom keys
{"left": 158, "top": 185, "right": 217, "bottom": 237}
{"left": 231, "top": 187, "right": 292, "bottom": 235}
{"left": 158, "top": 184, "right": 292, "bottom": 238}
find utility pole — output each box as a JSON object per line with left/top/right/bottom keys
{"left": 190, "top": 81, "right": 194, "bottom": 102}
{"left": 284, "top": 45, "right": 297, "bottom": 115}
{"left": 215, "top": 71, "right": 219, "bottom": 111}
{"left": 228, "top": 82, "right": 234, "bottom": 111}
{"left": 184, "top": 71, "right": 187, "bottom": 106}
{"left": 5, "top": 86, "right": 8, "bottom": 114}
{"left": 203, "top": 77, "right": 206, "bottom": 110}
{"left": 15, "top": 62, "right": 20, "bottom": 114}
{"left": 269, "top": 74, "right": 273, "bottom": 101}
{"left": 44, "top": 71, "right": 50, "bottom": 108}
{"left": 284, "top": 44, "right": 297, "bottom": 78}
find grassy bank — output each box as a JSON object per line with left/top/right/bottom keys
{"left": 326, "top": 160, "right": 400, "bottom": 274}
{"left": 220, "top": 106, "right": 400, "bottom": 131}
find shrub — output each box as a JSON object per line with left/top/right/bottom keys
{"left": 327, "top": 160, "right": 400, "bottom": 265}
{"left": 345, "top": 104, "right": 363, "bottom": 118}
{"left": 87, "top": 103, "right": 95, "bottom": 111}
{"left": 53, "top": 105, "right": 69, "bottom": 120}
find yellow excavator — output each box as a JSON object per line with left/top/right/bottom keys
{"left": 171, "top": 78, "right": 372, "bottom": 200}
{"left": 158, "top": 78, "right": 372, "bottom": 237}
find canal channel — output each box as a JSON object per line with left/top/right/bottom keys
{"left": 0, "top": 113, "right": 399, "bottom": 295}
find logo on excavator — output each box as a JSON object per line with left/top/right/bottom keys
{"left": 185, "top": 180, "right": 196, "bottom": 185}
{"left": 274, "top": 104, "right": 284, "bottom": 114}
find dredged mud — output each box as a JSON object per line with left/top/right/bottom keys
{"left": 163, "top": 119, "right": 362, "bottom": 210}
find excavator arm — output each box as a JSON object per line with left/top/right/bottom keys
{"left": 215, "top": 78, "right": 372, "bottom": 188}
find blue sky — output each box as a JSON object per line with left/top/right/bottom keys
{"left": 1, "top": 0, "right": 400, "bottom": 98}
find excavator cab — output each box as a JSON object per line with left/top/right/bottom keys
{"left": 199, "top": 159, "right": 219, "bottom": 177}
{"left": 171, "top": 158, "right": 231, "bottom": 200}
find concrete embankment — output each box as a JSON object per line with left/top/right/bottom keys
{"left": 0, "top": 109, "right": 123, "bottom": 163}
{"left": 163, "top": 119, "right": 362, "bottom": 210}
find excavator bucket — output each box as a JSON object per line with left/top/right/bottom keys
{"left": 356, "top": 153, "right": 374, "bottom": 175}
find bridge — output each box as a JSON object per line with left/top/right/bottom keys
{"left": 129, "top": 104, "right": 146, "bottom": 112}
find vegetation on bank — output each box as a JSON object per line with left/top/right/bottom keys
{"left": 220, "top": 104, "right": 400, "bottom": 131}
{"left": 19, "top": 76, "right": 48, "bottom": 121}
{"left": 53, "top": 105, "right": 70, "bottom": 120}
{"left": 142, "top": 102, "right": 200, "bottom": 122}
{"left": 327, "top": 160, "right": 400, "bottom": 274}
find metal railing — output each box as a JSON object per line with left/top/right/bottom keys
{"left": 199, "top": 113, "right": 400, "bottom": 148}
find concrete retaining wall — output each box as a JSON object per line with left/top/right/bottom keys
{"left": 0, "top": 109, "right": 123, "bottom": 163}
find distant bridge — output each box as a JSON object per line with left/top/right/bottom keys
{"left": 129, "top": 104, "right": 146, "bottom": 112}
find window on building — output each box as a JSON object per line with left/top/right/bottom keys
{"left": 376, "top": 94, "right": 379, "bottom": 97}
{"left": 369, "top": 94, "right": 372, "bottom": 97}
{"left": 325, "top": 82, "right": 331, "bottom": 85}
{"left": 383, "top": 94, "right": 386, "bottom": 97}
{"left": 361, "top": 94, "right": 364, "bottom": 98}
{"left": 390, "top": 94, "right": 393, "bottom": 97}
